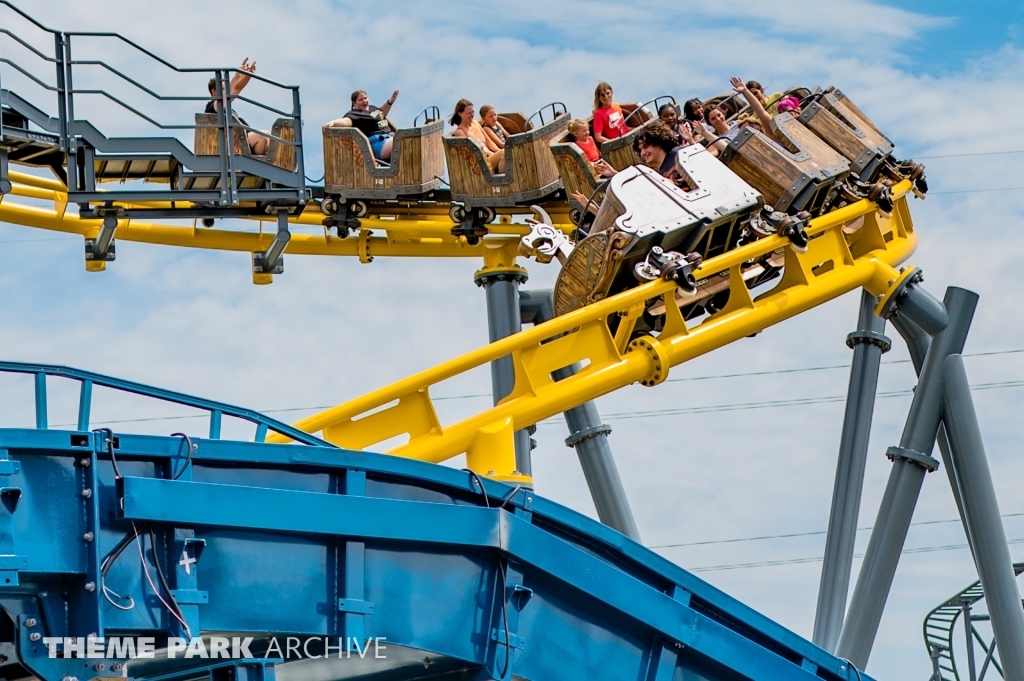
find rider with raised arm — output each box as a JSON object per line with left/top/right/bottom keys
{"left": 205, "top": 58, "right": 269, "bottom": 155}
{"left": 323, "top": 89, "right": 400, "bottom": 162}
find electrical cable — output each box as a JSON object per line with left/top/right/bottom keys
{"left": 497, "top": 556, "right": 511, "bottom": 678}
{"left": 93, "top": 427, "right": 122, "bottom": 479}
{"left": 463, "top": 469, "right": 491, "bottom": 508}
{"left": 100, "top": 521, "right": 151, "bottom": 611}
{"left": 169, "top": 432, "right": 194, "bottom": 480}
{"left": 499, "top": 486, "right": 522, "bottom": 510}
{"left": 304, "top": 174, "right": 325, "bottom": 183}
{"left": 146, "top": 524, "right": 191, "bottom": 639}
{"left": 132, "top": 521, "right": 191, "bottom": 639}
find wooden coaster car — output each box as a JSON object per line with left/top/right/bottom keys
{"left": 719, "top": 112, "right": 849, "bottom": 215}
{"left": 194, "top": 114, "right": 296, "bottom": 171}
{"left": 553, "top": 146, "right": 762, "bottom": 316}
{"left": 443, "top": 104, "right": 569, "bottom": 208}
{"left": 797, "top": 88, "right": 894, "bottom": 181}
{"left": 322, "top": 111, "right": 445, "bottom": 201}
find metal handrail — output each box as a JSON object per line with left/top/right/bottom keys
{"left": 0, "top": 28, "right": 59, "bottom": 63}
{"left": 64, "top": 31, "right": 299, "bottom": 89}
{"left": 0, "top": 58, "right": 58, "bottom": 91}
{"left": 622, "top": 95, "right": 678, "bottom": 128}
{"left": 526, "top": 101, "right": 567, "bottom": 129}
{"left": 413, "top": 105, "right": 441, "bottom": 128}
{"left": 0, "top": 360, "right": 333, "bottom": 447}
{"left": 0, "top": 0, "right": 61, "bottom": 34}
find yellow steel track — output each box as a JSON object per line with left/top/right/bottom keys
{"left": 0, "top": 168, "right": 919, "bottom": 486}
{"left": 0, "top": 170, "right": 572, "bottom": 271}
{"left": 268, "top": 182, "right": 919, "bottom": 485}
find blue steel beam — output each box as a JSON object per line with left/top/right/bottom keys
{"left": 0, "top": 424, "right": 873, "bottom": 681}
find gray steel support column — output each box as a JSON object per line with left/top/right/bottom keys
{"left": 943, "top": 355, "right": 1024, "bottom": 680}
{"left": 813, "top": 290, "right": 891, "bottom": 652}
{"left": 476, "top": 269, "right": 532, "bottom": 478}
{"left": 892, "top": 314, "right": 976, "bottom": 561}
{"left": 837, "top": 287, "right": 978, "bottom": 668}
{"left": 520, "top": 290, "right": 640, "bottom": 541}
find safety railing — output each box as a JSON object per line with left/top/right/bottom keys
{"left": 0, "top": 2, "right": 66, "bottom": 145}
{"left": 0, "top": 360, "right": 332, "bottom": 446}
{"left": 413, "top": 105, "right": 441, "bottom": 127}
{"left": 270, "top": 182, "right": 919, "bottom": 482}
{"left": 0, "top": 0, "right": 306, "bottom": 205}
{"left": 622, "top": 95, "right": 678, "bottom": 128}
{"left": 526, "top": 101, "right": 567, "bottom": 129}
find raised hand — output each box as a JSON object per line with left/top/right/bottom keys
{"left": 730, "top": 76, "right": 745, "bottom": 93}
{"left": 389, "top": 90, "right": 400, "bottom": 105}
{"left": 240, "top": 58, "right": 257, "bottom": 74}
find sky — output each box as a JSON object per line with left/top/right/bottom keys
{"left": 1, "top": 0, "right": 1023, "bottom": 678}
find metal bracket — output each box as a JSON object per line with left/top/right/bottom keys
{"left": 338, "top": 598, "right": 375, "bottom": 614}
{"left": 84, "top": 215, "right": 118, "bottom": 262}
{"left": 886, "top": 445, "right": 939, "bottom": 472}
{"left": 170, "top": 589, "right": 209, "bottom": 604}
{"left": 564, "top": 423, "right": 612, "bottom": 449}
{"left": 846, "top": 330, "right": 891, "bottom": 353}
{"left": 0, "top": 148, "right": 10, "bottom": 195}
{"left": 875, "top": 266, "right": 922, "bottom": 320}
{"left": 491, "top": 627, "right": 526, "bottom": 650}
{"left": 253, "top": 211, "right": 291, "bottom": 277}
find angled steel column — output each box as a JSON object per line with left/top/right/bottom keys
{"left": 892, "top": 314, "right": 976, "bottom": 558}
{"left": 813, "top": 290, "right": 890, "bottom": 652}
{"left": 837, "top": 287, "right": 977, "bottom": 668}
{"left": 943, "top": 354, "right": 1024, "bottom": 680}
{"left": 520, "top": 290, "right": 640, "bottom": 541}
{"left": 477, "top": 268, "right": 532, "bottom": 478}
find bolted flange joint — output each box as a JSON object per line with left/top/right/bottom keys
{"left": 626, "top": 336, "right": 668, "bottom": 387}
{"left": 874, "top": 266, "right": 921, "bottom": 320}
{"left": 846, "top": 330, "right": 892, "bottom": 353}
{"left": 886, "top": 445, "right": 939, "bottom": 472}
{"left": 473, "top": 267, "right": 529, "bottom": 288}
{"left": 564, "top": 423, "right": 612, "bottom": 449}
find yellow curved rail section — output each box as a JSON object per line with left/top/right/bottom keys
{"left": 0, "top": 170, "right": 570, "bottom": 269}
{"left": 270, "top": 181, "right": 919, "bottom": 485}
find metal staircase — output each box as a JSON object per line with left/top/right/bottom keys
{"left": 923, "top": 564, "right": 1024, "bottom": 681}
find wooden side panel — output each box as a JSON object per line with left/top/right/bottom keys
{"left": 824, "top": 96, "right": 890, "bottom": 150}
{"left": 774, "top": 117, "right": 848, "bottom": 176}
{"left": 422, "top": 127, "right": 446, "bottom": 186}
{"left": 723, "top": 134, "right": 801, "bottom": 207}
{"left": 444, "top": 140, "right": 510, "bottom": 199}
{"left": 194, "top": 113, "right": 247, "bottom": 156}
{"left": 551, "top": 144, "right": 598, "bottom": 200}
{"left": 268, "top": 119, "right": 296, "bottom": 171}
{"left": 509, "top": 121, "right": 566, "bottom": 194}
{"left": 394, "top": 134, "right": 423, "bottom": 186}
{"left": 324, "top": 130, "right": 385, "bottom": 191}
{"left": 803, "top": 108, "right": 868, "bottom": 160}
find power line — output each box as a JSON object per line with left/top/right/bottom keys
{"left": 686, "top": 537, "right": 1024, "bottom": 573}
{"left": 649, "top": 512, "right": 1024, "bottom": 549}
{"left": 915, "top": 149, "right": 1024, "bottom": 160}
{"left": 593, "top": 379, "right": 1024, "bottom": 422}
{"left": 930, "top": 187, "right": 1024, "bottom": 196}
{"left": 50, "top": 348, "right": 1024, "bottom": 429}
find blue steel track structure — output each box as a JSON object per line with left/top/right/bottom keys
{"left": 0, "top": 362, "right": 865, "bottom": 681}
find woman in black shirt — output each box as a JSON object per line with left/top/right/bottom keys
{"left": 324, "top": 89, "right": 400, "bottom": 161}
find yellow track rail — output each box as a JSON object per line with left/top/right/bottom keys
{"left": 269, "top": 182, "right": 919, "bottom": 485}
{"left": 0, "top": 170, "right": 572, "bottom": 270}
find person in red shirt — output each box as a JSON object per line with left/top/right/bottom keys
{"left": 592, "top": 82, "right": 628, "bottom": 144}
{"left": 568, "top": 119, "right": 600, "bottom": 162}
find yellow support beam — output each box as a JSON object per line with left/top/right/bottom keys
{"left": 0, "top": 170, "right": 571, "bottom": 268}
{"left": 271, "top": 182, "right": 920, "bottom": 485}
